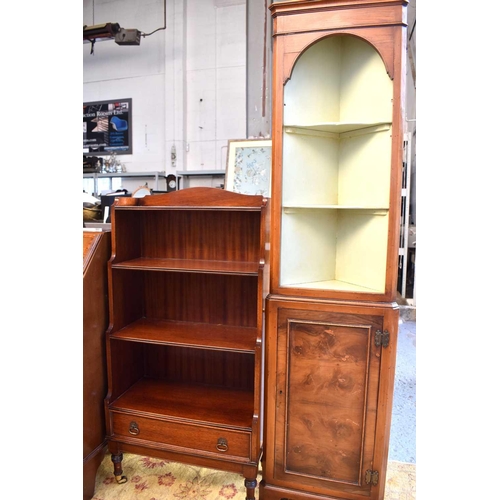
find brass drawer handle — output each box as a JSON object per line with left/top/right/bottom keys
{"left": 129, "top": 421, "right": 140, "bottom": 436}
{"left": 216, "top": 437, "right": 228, "bottom": 452}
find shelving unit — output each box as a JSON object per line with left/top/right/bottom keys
{"left": 104, "top": 187, "right": 269, "bottom": 500}
{"left": 176, "top": 170, "right": 226, "bottom": 189}
{"left": 262, "top": 2, "right": 407, "bottom": 500}
{"left": 83, "top": 171, "right": 166, "bottom": 194}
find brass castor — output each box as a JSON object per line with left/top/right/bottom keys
{"left": 111, "top": 452, "right": 127, "bottom": 484}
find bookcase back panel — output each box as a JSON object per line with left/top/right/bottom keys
{"left": 107, "top": 343, "right": 255, "bottom": 404}
{"left": 144, "top": 345, "right": 255, "bottom": 390}
{"left": 114, "top": 210, "right": 261, "bottom": 264}
{"left": 111, "top": 269, "right": 258, "bottom": 328}
{"left": 144, "top": 272, "right": 259, "bottom": 327}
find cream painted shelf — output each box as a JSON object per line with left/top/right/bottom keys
{"left": 284, "top": 122, "right": 391, "bottom": 136}
{"left": 283, "top": 205, "right": 389, "bottom": 214}
{"left": 280, "top": 278, "right": 382, "bottom": 293}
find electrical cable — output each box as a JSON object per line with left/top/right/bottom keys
{"left": 142, "top": 0, "right": 166, "bottom": 38}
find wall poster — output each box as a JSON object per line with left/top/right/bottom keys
{"left": 83, "top": 98, "right": 132, "bottom": 155}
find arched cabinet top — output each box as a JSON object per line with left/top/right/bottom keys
{"left": 281, "top": 29, "right": 396, "bottom": 83}
{"left": 270, "top": 0, "right": 408, "bottom": 83}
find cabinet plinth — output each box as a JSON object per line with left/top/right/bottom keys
{"left": 104, "top": 187, "right": 269, "bottom": 500}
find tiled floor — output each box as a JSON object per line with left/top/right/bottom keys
{"left": 389, "top": 318, "right": 416, "bottom": 464}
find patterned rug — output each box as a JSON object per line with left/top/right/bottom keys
{"left": 91, "top": 453, "right": 416, "bottom": 499}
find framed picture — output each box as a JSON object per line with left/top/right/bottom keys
{"left": 225, "top": 139, "right": 272, "bottom": 197}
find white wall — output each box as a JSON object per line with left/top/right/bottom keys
{"left": 83, "top": 0, "right": 246, "bottom": 193}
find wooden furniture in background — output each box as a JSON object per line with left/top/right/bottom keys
{"left": 261, "top": 1, "right": 408, "bottom": 499}
{"left": 104, "top": 187, "right": 269, "bottom": 500}
{"left": 83, "top": 229, "right": 111, "bottom": 500}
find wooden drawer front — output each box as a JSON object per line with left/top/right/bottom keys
{"left": 111, "top": 412, "right": 251, "bottom": 459}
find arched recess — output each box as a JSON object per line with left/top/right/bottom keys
{"left": 283, "top": 32, "right": 394, "bottom": 126}
{"left": 282, "top": 28, "right": 395, "bottom": 85}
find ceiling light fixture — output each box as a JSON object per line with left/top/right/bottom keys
{"left": 83, "top": 0, "right": 166, "bottom": 54}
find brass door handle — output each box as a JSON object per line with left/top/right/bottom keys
{"left": 129, "top": 421, "right": 140, "bottom": 435}
{"left": 216, "top": 437, "right": 228, "bottom": 452}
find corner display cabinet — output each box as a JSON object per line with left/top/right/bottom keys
{"left": 261, "top": 1, "right": 408, "bottom": 500}
{"left": 104, "top": 187, "right": 269, "bottom": 500}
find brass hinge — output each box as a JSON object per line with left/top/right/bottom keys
{"left": 365, "top": 469, "right": 379, "bottom": 485}
{"left": 375, "top": 330, "right": 389, "bottom": 348}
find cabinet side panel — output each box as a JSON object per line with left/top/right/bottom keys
{"left": 107, "top": 339, "right": 145, "bottom": 402}
{"left": 109, "top": 269, "right": 145, "bottom": 331}
{"left": 113, "top": 210, "right": 142, "bottom": 262}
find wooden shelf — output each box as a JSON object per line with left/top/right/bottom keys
{"left": 110, "top": 378, "right": 254, "bottom": 429}
{"left": 110, "top": 318, "right": 258, "bottom": 353}
{"left": 112, "top": 257, "right": 261, "bottom": 275}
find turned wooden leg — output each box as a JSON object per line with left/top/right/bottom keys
{"left": 244, "top": 478, "right": 258, "bottom": 500}
{"left": 111, "top": 452, "right": 127, "bottom": 484}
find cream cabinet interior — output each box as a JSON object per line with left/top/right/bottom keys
{"left": 280, "top": 35, "right": 394, "bottom": 294}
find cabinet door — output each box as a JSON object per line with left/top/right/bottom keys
{"left": 267, "top": 300, "right": 396, "bottom": 498}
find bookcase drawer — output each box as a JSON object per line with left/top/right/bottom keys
{"left": 111, "top": 412, "right": 251, "bottom": 459}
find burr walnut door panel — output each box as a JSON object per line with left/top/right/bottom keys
{"left": 273, "top": 305, "right": 384, "bottom": 497}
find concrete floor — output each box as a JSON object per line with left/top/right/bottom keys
{"left": 388, "top": 317, "right": 416, "bottom": 464}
